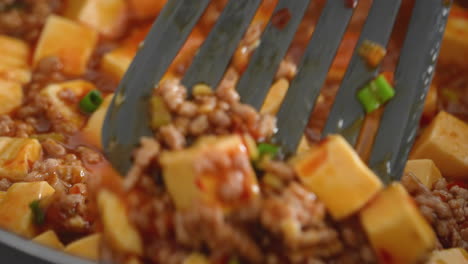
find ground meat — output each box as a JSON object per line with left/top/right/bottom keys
{"left": 26, "top": 154, "right": 89, "bottom": 194}
{"left": 156, "top": 79, "right": 187, "bottom": 112}
{"left": 0, "top": 0, "right": 62, "bottom": 43}
{"left": 216, "top": 68, "right": 240, "bottom": 104}
{"left": 76, "top": 146, "right": 102, "bottom": 165}
{"left": 0, "top": 115, "right": 34, "bottom": 137}
{"left": 275, "top": 59, "right": 298, "bottom": 80}
{"left": 263, "top": 160, "right": 296, "bottom": 181}
{"left": 41, "top": 138, "right": 66, "bottom": 158}
{"left": 189, "top": 115, "right": 210, "bottom": 136}
{"left": 124, "top": 137, "right": 160, "bottom": 190}
{"left": 159, "top": 124, "right": 186, "bottom": 150}
{"left": 402, "top": 173, "right": 468, "bottom": 250}
{"left": 174, "top": 202, "right": 263, "bottom": 263}
{"left": 0, "top": 178, "right": 12, "bottom": 191}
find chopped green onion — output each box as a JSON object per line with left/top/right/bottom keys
{"left": 257, "top": 143, "right": 279, "bottom": 159}
{"left": 372, "top": 75, "right": 395, "bottom": 102}
{"left": 357, "top": 87, "right": 380, "bottom": 113}
{"left": 357, "top": 74, "right": 395, "bottom": 113}
{"left": 79, "top": 90, "right": 103, "bottom": 114}
{"left": 29, "top": 200, "right": 45, "bottom": 225}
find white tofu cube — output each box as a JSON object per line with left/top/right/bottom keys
{"left": 292, "top": 135, "right": 383, "bottom": 220}
{"left": 0, "top": 137, "right": 42, "bottom": 181}
{"left": 34, "top": 15, "right": 98, "bottom": 75}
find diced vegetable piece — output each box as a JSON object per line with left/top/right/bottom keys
{"left": 32, "top": 230, "right": 64, "bottom": 250}
{"left": 360, "top": 183, "right": 436, "bottom": 264}
{"left": 0, "top": 35, "right": 31, "bottom": 84}
{"left": 192, "top": 84, "right": 213, "bottom": 97}
{"left": 34, "top": 15, "right": 98, "bottom": 75}
{"left": 358, "top": 40, "right": 387, "bottom": 68}
{"left": 372, "top": 75, "right": 395, "bottom": 102}
{"left": 261, "top": 78, "right": 289, "bottom": 115}
{"left": 0, "top": 137, "right": 41, "bottom": 181}
{"left": 0, "top": 80, "right": 23, "bottom": 115}
{"left": 357, "top": 88, "right": 380, "bottom": 113}
{"left": 358, "top": 74, "right": 395, "bottom": 113}
{"left": 427, "top": 248, "right": 468, "bottom": 264}
{"left": 292, "top": 135, "right": 383, "bottom": 220}
{"left": 0, "top": 182, "right": 55, "bottom": 238}
{"left": 183, "top": 253, "right": 210, "bottom": 264}
{"left": 29, "top": 200, "right": 45, "bottom": 225}
{"left": 82, "top": 94, "right": 114, "bottom": 149}
{"left": 65, "top": 0, "right": 127, "bottom": 38}
{"left": 98, "top": 190, "right": 142, "bottom": 255}
{"left": 100, "top": 25, "right": 150, "bottom": 80}
{"left": 404, "top": 159, "right": 442, "bottom": 189}
{"left": 439, "top": 6, "right": 468, "bottom": 66}
{"left": 79, "top": 90, "right": 103, "bottom": 114}
{"left": 257, "top": 143, "right": 279, "bottom": 159}
{"left": 160, "top": 135, "right": 260, "bottom": 211}
{"left": 64, "top": 233, "right": 101, "bottom": 260}
{"left": 411, "top": 111, "right": 468, "bottom": 179}
{"left": 41, "top": 80, "right": 96, "bottom": 132}
{"left": 128, "top": 0, "right": 167, "bottom": 19}
{"left": 150, "top": 95, "right": 172, "bottom": 129}
{"left": 242, "top": 134, "right": 258, "bottom": 160}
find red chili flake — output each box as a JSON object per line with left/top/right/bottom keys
{"left": 271, "top": 8, "right": 292, "bottom": 30}
{"left": 447, "top": 180, "right": 468, "bottom": 190}
{"left": 345, "top": 0, "right": 358, "bottom": 8}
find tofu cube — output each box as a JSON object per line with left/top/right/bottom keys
{"left": 41, "top": 80, "right": 95, "bottom": 132}
{"left": 0, "top": 35, "right": 31, "bottom": 84}
{"left": 404, "top": 159, "right": 442, "bottom": 189}
{"left": 34, "top": 15, "right": 98, "bottom": 75}
{"left": 98, "top": 190, "right": 142, "bottom": 255}
{"left": 0, "top": 182, "right": 55, "bottom": 238}
{"left": 32, "top": 230, "right": 64, "bottom": 250}
{"left": 160, "top": 135, "right": 260, "bottom": 211}
{"left": 439, "top": 6, "right": 468, "bottom": 67}
{"left": 0, "top": 35, "right": 29, "bottom": 68}
{"left": 128, "top": 0, "right": 167, "bottom": 19}
{"left": 64, "top": 233, "right": 101, "bottom": 260}
{"left": 411, "top": 111, "right": 468, "bottom": 179}
{"left": 0, "top": 191, "right": 6, "bottom": 202}
{"left": 0, "top": 137, "right": 42, "bottom": 181}
{"left": 427, "top": 248, "right": 468, "bottom": 264}
{"left": 101, "top": 25, "right": 150, "bottom": 80}
{"left": 292, "top": 135, "right": 383, "bottom": 220}
{"left": 65, "top": 0, "right": 127, "bottom": 38}
{"left": 82, "top": 94, "right": 114, "bottom": 149}
{"left": 360, "top": 183, "right": 436, "bottom": 264}
{"left": 0, "top": 80, "right": 23, "bottom": 115}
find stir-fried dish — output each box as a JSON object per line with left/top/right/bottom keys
{"left": 0, "top": 0, "right": 467, "bottom": 263}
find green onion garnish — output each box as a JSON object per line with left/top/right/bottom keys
{"left": 29, "top": 200, "right": 45, "bottom": 225}
{"left": 358, "top": 74, "right": 395, "bottom": 113}
{"left": 257, "top": 143, "right": 280, "bottom": 159}
{"left": 79, "top": 90, "right": 103, "bottom": 114}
